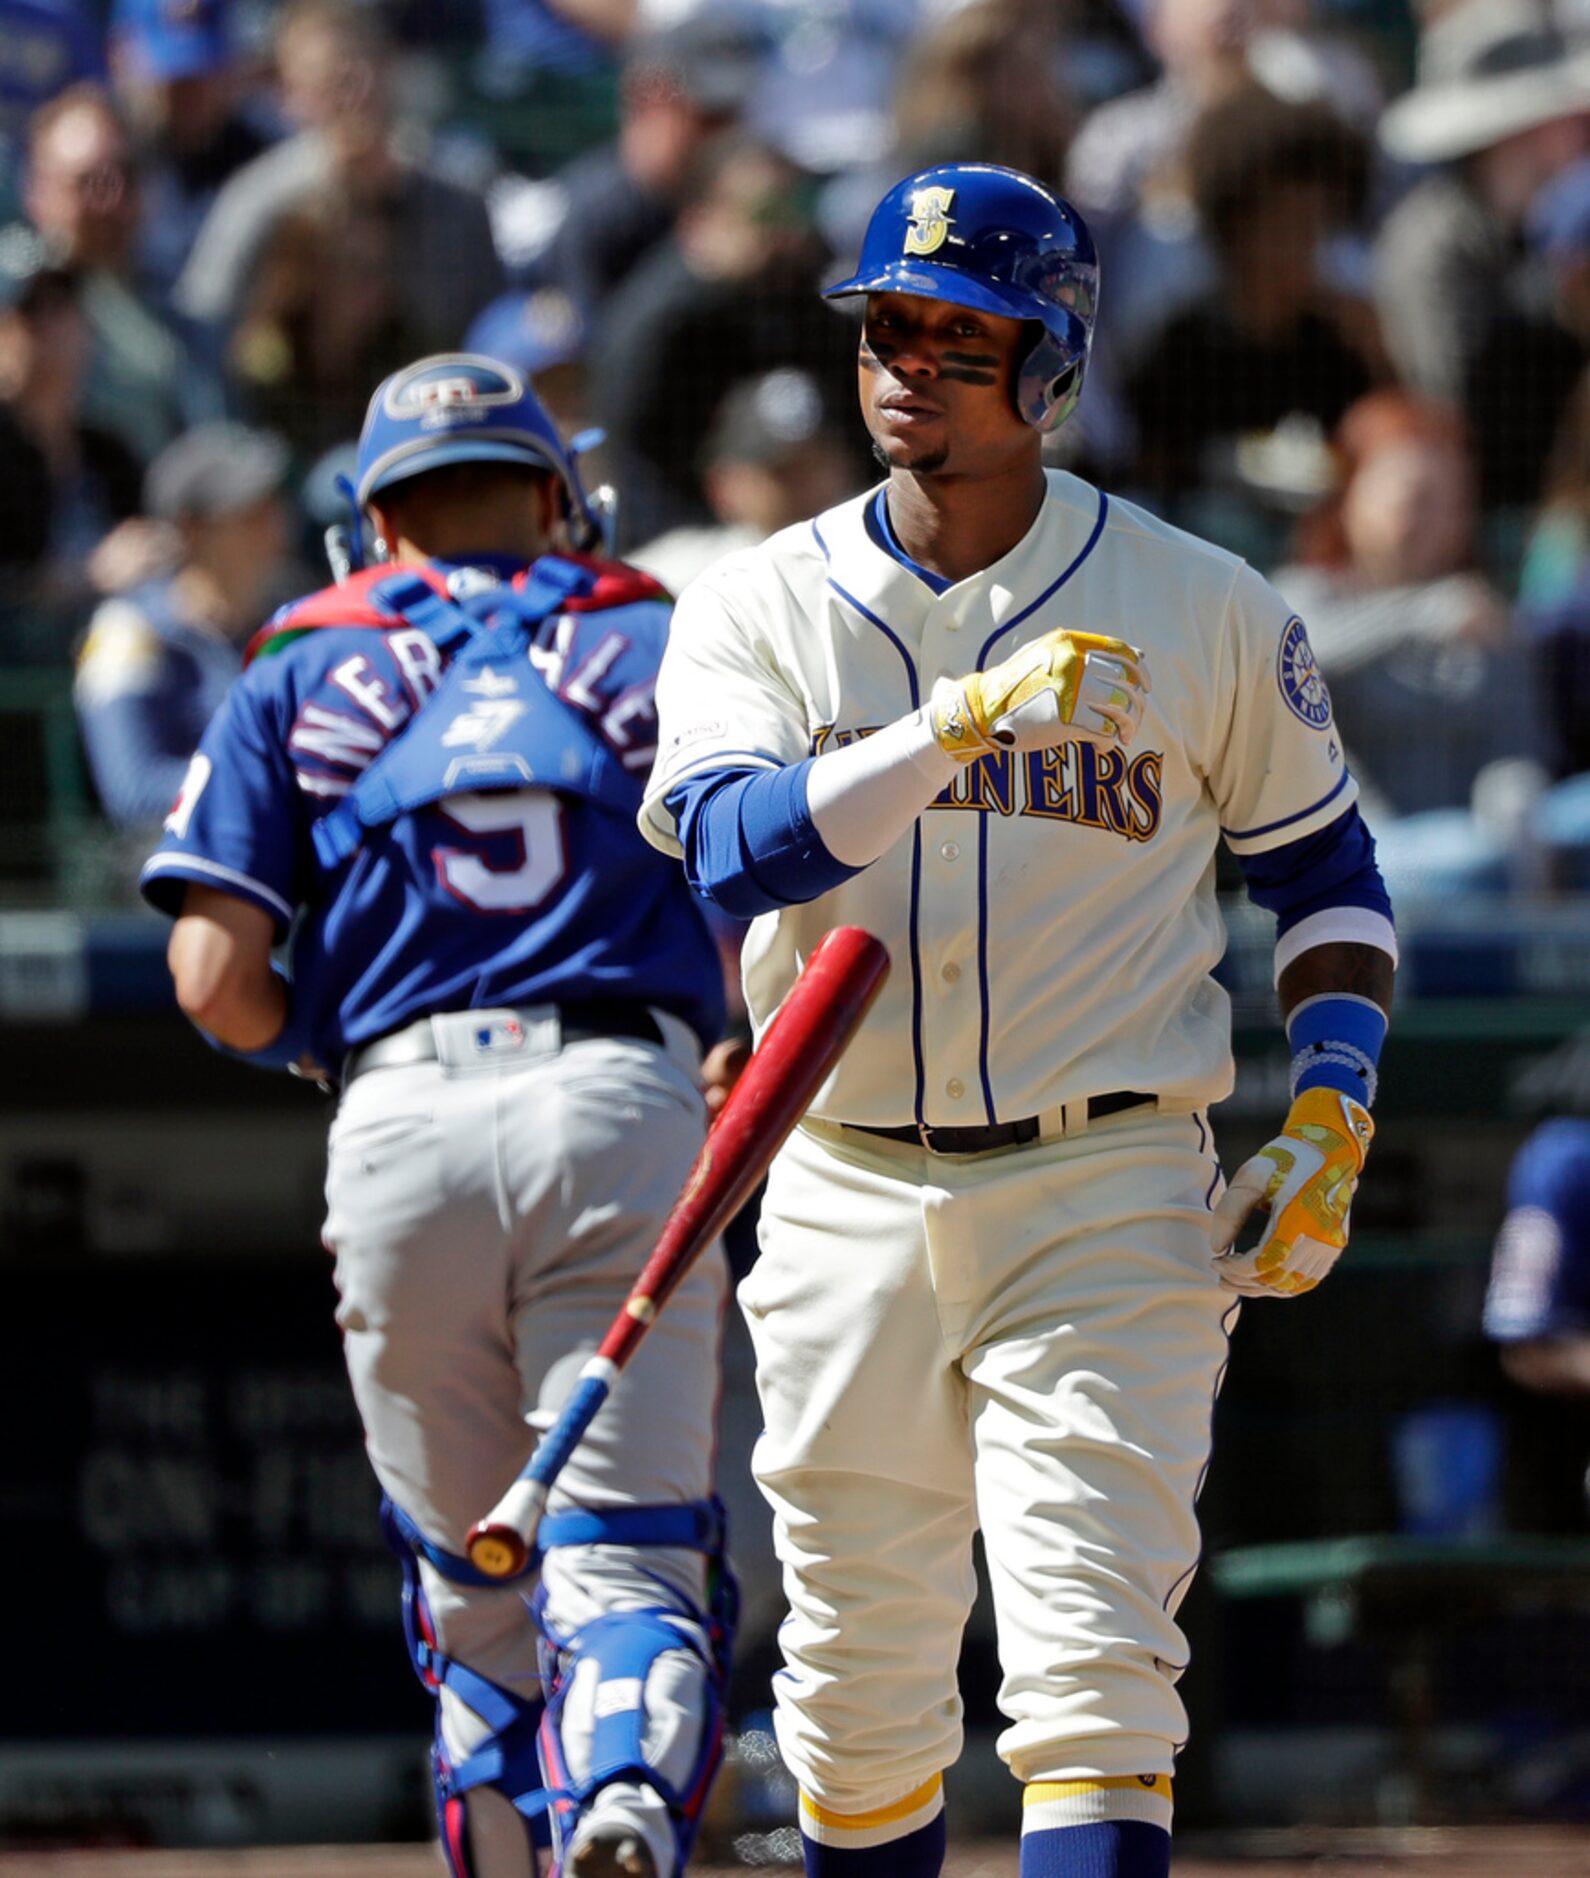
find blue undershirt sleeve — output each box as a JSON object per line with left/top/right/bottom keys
{"left": 1236, "top": 805, "right": 1393, "bottom": 934}
{"left": 667, "top": 762, "right": 863, "bottom": 919}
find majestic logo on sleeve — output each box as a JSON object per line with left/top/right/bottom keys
{"left": 1277, "top": 616, "right": 1333, "bottom": 729}
{"left": 903, "top": 186, "right": 956, "bottom": 256}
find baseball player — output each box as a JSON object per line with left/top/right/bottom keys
{"left": 1485, "top": 1118, "right": 1590, "bottom": 1398}
{"left": 141, "top": 355, "right": 736, "bottom": 1878}
{"left": 639, "top": 164, "right": 1396, "bottom": 1878}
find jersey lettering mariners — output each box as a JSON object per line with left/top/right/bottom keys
{"left": 144, "top": 565, "right": 724, "bottom": 1065}
{"left": 640, "top": 470, "right": 1355, "bottom": 1128}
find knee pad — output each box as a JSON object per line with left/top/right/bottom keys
{"left": 381, "top": 1497, "right": 551, "bottom": 1878}
{"left": 535, "top": 1501, "right": 738, "bottom": 1872}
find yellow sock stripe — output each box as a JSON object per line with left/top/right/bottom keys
{"left": 1023, "top": 1775, "right": 1174, "bottom": 1836}
{"left": 800, "top": 1774, "right": 944, "bottom": 1833}
{"left": 800, "top": 1774, "right": 945, "bottom": 1849}
{"left": 1023, "top": 1776, "right": 1172, "bottom": 1805}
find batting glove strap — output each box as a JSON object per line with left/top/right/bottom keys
{"left": 1210, "top": 1087, "right": 1374, "bottom": 1300}
{"left": 928, "top": 629, "right": 1147, "bottom": 762}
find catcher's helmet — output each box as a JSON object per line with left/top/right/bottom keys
{"left": 355, "top": 353, "right": 601, "bottom": 546}
{"left": 824, "top": 163, "right": 1097, "bottom": 433}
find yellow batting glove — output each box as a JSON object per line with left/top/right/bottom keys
{"left": 929, "top": 629, "right": 1148, "bottom": 763}
{"left": 1210, "top": 1087, "right": 1374, "bottom": 1299}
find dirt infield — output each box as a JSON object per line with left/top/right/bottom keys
{"left": 2, "top": 1830, "right": 1588, "bottom": 1876}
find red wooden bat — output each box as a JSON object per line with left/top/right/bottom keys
{"left": 465, "top": 926, "right": 891, "bottom": 1577}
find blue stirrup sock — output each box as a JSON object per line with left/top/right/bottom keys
{"left": 1020, "top": 1777, "right": 1172, "bottom": 1878}
{"left": 799, "top": 1775, "right": 946, "bottom": 1875}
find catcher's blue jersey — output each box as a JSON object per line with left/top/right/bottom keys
{"left": 141, "top": 559, "right": 725, "bottom": 1064}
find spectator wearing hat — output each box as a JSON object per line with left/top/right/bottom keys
{"left": 532, "top": 12, "right": 768, "bottom": 320}
{"left": 108, "top": 0, "right": 272, "bottom": 310}
{"left": 1374, "top": 0, "right": 1590, "bottom": 412}
{"left": 0, "top": 0, "right": 102, "bottom": 217}
{"left": 74, "top": 420, "right": 295, "bottom": 829}
{"left": 0, "top": 222, "right": 154, "bottom": 663}
{"left": 463, "top": 282, "right": 590, "bottom": 437}
{"left": 24, "top": 82, "right": 218, "bottom": 463}
{"left": 173, "top": 0, "right": 501, "bottom": 348}
{"left": 627, "top": 366, "right": 859, "bottom": 592}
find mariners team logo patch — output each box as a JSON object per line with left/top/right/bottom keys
{"left": 1277, "top": 616, "right": 1332, "bottom": 729}
{"left": 903, "top": 186, "right": 955, "bottom": 256}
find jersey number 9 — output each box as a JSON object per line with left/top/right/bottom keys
{"left": 434, "top": 791, "right": 567, "bottom": 914}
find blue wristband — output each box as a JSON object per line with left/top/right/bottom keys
{"left": 1286, "top": 993, "right": 1387, "bottom": 1106}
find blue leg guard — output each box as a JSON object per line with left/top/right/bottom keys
{"left": 535, "top": 1498, "right": 739, "bottom": 1875}
{"left": 382, "top": 1495, "right": 737, "bottom": 1878}
{"left": 381, "top": 1497, "right": 551, "bottom": 1878}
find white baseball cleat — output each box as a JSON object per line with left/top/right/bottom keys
{"left": 566, "top": 1820, "right": 658, "bottom": 1876}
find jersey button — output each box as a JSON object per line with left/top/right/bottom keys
{"left": 942, "top": 961, "right": 961, "bottom": 983}
{"left": 946, "top": 1078, "right": 965, "bottom": 1099}
{"left": 940, "top": 841, "right": 960, "bottom": 861}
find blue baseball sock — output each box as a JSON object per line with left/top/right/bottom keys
{"left": 1020, "top": 1777, "right": 1172, "bottom": 1877}
{"left": 1020, "top": 1820, "right": 1170, "bottom": 1877}
{"left": 799, "top": 1777, "right": 946, "bottom": 1876}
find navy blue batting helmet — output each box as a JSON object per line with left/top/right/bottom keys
{"left": 824, "top": 163, "right": 1097, "bottom": 433}
{"left": 355, "top": 352, "right": 600, "bottom": 545}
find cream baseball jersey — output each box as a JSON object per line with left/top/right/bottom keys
{"left": 640, "top": 470, "right": 1354, "bottom": 1128}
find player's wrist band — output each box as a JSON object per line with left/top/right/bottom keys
{"left": 1286, "top": 993, "right": 1386, "bottom": 1108}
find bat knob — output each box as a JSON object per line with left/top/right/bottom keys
{"left": 465, "top": 1522, "right": 530, "bottom": 1579}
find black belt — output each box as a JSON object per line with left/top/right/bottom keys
{"left": 845, "top": 1089, "right": 1156, "bottom": 1156}
{"left": 344, "top": 1000, "right": 664, "bottom": 1085}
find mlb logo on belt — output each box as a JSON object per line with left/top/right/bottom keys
{"left": 473, "top": 1017, "right": 526, "bottom": 1055}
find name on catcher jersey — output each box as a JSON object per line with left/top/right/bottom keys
{"left": 640, "top": 471, "right": 1354, "bottom": 1128}
{"left": 143, "top": 571, "right": 724, "bottom": 1063}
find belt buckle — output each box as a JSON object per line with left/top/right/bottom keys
{"left": 916, "top": 1121, "right": 942, "bottom": 1153}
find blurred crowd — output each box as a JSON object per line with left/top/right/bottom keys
{"left": 5, "top": 0, "right": 1590, "bottom": 902}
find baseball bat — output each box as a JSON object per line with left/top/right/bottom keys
{"left": 464, "top": 925, "right": 891, "bottom": 1579}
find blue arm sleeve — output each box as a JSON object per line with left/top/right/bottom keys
{"left": 667, "top": 762, "right": 864, "bottom": 919}
{"left": 1236, "top": 805, "right": 1393, "bottom": 934}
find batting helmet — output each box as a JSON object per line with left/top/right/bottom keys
{"left": 355, "top": 352, "right": 601, "bottom": 547}
{"left": 823, "top": 164, "right": 1097, "bottom": 433}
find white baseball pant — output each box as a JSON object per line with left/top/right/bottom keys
{"left": 740, "top": 1106, "right": 1236, "bottom": 1815}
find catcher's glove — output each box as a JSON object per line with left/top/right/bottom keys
{"left": 929, "top": 628, "right": 1147, "bottom": 762}
{"left": 1210, "top": 1087, "right": 1374, "bottom": 1298}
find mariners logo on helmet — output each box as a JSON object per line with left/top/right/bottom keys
{"left": 903, "top": 186, "right": 955, "bottom": 256}
{"left": 825, "top": 162, "right": 1098, "bottom": 433}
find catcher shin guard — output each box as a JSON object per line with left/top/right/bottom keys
{"left": 381, "top": 1498, "right": 551, "bottom": 1878}
{"left": 535, "top": 1506, "right": 737, "bottom": 1876}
